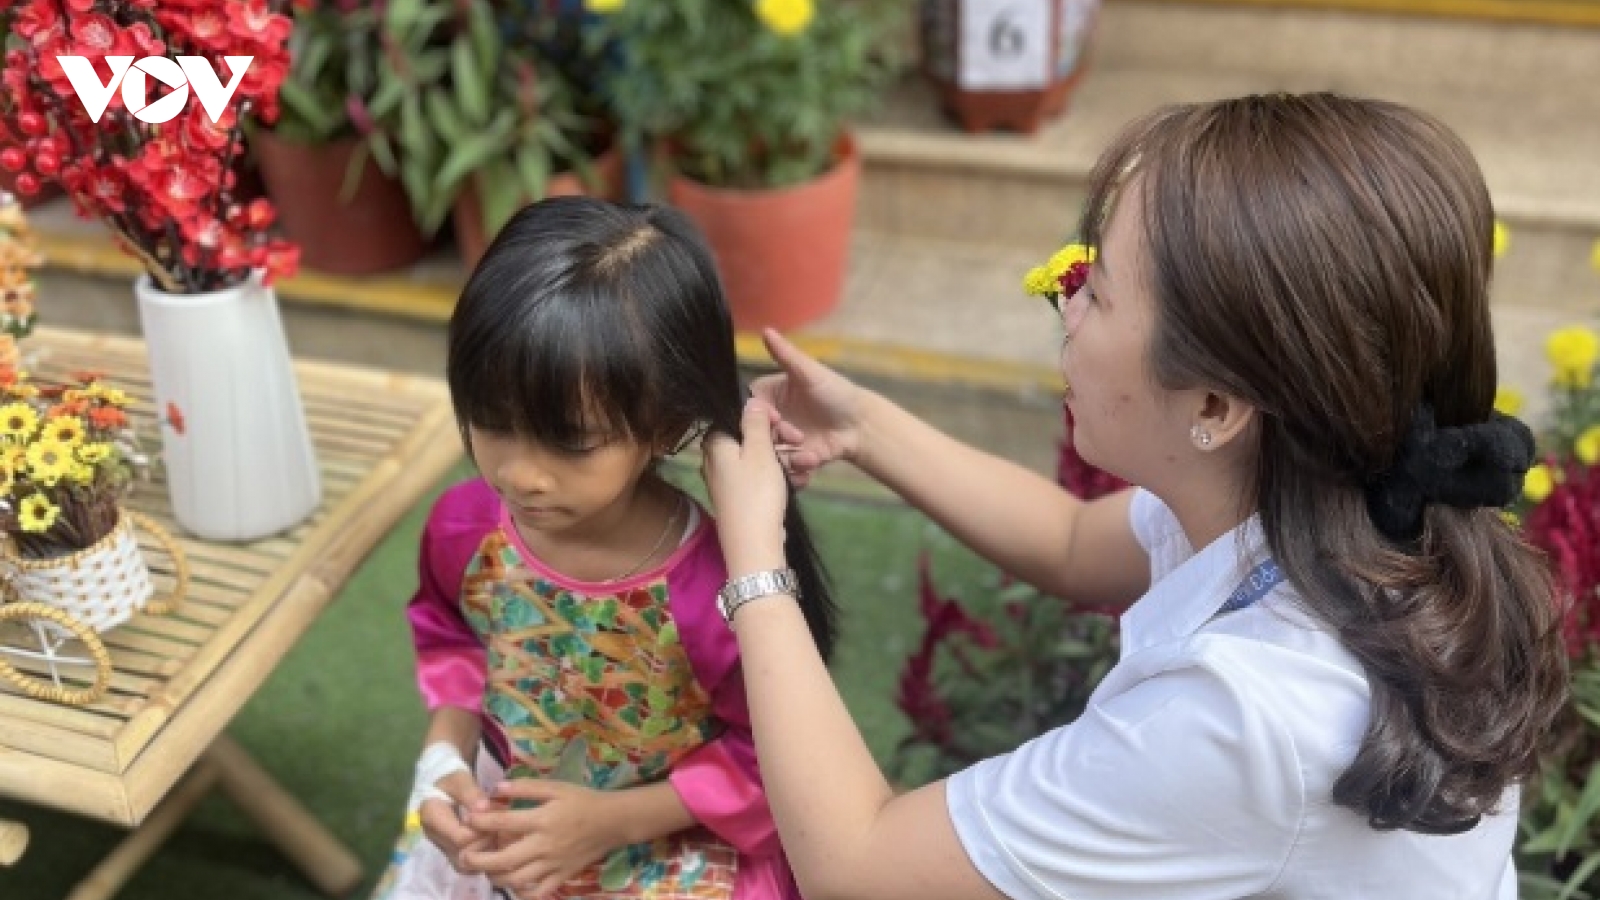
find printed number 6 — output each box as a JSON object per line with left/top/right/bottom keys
{"left": 989, "top": 8, "right": 1026, "bottom": 58}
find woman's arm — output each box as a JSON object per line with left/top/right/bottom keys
{"left": 853, "top": 390, "right": 1146, "bottom": 606}
{"left": 703, "top": 401, "right": 1007, "bottom": 900}
{"left": 754, "top": 330, "right": 1147, "bottom": 609}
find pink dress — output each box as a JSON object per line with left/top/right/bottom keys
{"left": 388, "top": 477, "right": 797, "bottom": 900}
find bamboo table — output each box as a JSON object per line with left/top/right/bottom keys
{"left": 0, "top": 327, "right": 463, "bottom": 899}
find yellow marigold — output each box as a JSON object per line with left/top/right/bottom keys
{"left": 26, "top": 439, "right": 74, "bottom": 486}
{"left": 19, "top": 492, "right": 57, "bottom": 533}
{"left": 1492, "top": 386, "right": 1524, "bottom": 417}
{"left": 1547, "top": 326, "right": 1600, "bottom": 388}
{"left": 42, "top": 415, "right": 85, "bottom": 447}
{"left": 1493, "top": 221, "right": 1509, "bottom": 258}
{"left": 1023, "top": 265, "right": 1058, "bottom": 297}
{"left": 76, "top": 442, "right": 112, "bottom": 466}
{"left": 1524, "top": 463, "right": 1554, "bottom": 503}
{"left": 1045, "top": 243, "right": 1096, "bottom": 280}
{"left": 583, "top": 0, "right": 624, "bottom": 10}
{"left": 1579, "top": 426, "right": 1600, "bottom": 466}
{"left": 0, "top": 401, "right": 36, "bottom": 439}
{"left": 755, "top": 0, "right": 813, "bottom": 36}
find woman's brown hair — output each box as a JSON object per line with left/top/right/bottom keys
{"left": 1078, "top": 93, "right": 1570, "bottom": 832}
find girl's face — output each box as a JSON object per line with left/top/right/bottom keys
{"left": 467, "top": 423, "right": 657, "bottom": 539}
{"left": 1058, "top": 191, "right": 1199, "bottom": 490}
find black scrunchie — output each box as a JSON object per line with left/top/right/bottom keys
{"left": 1364, "top": 404, "right": 1536, "bottom": 543}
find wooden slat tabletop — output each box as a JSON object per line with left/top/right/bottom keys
{"left": 0, "top": 327, "right": 461, "bottom": 826}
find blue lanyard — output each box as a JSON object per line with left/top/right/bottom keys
{"left": 1216, "top": 558, "right": 1284, "bottom": 616}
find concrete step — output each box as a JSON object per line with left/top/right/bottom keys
{"left": 858, "top": 1, "right": 1600, "bottom": 313}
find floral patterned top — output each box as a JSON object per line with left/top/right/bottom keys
{"left": 407, "top": 478, "right": 796, "bottom": 900}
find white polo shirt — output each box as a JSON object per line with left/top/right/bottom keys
{"left": 947, "top": 489, "right": 1519, "bottom": 899}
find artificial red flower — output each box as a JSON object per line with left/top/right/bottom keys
{"left": 165, "top": 402, "right": 185, "bottom": 436}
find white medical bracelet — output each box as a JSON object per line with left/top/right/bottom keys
{"left": 407, "top": 741, "right": 470, "bottom": 813}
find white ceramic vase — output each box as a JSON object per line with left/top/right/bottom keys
{"left": 135, "top": 272, "right": 321, "bottom": 541}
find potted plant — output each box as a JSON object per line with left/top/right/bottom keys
{"left": 252, "top": 0, "right": 429, "bottom": 275}
{"left": 370, "top": 0, "right": 620, "bottom": 270}
{"left": 0, "top": 0, "right": 322, "bottom": 542}
{"left": 918, "top": 0, "right": 1100, "bottom": 134}
{"left": 598, "top": 0, "right": 911, "bottom": 331}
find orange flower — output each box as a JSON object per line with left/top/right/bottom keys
{"left": 0, "top": 366, "right": 16, "bottom": 388}
{"left": 88, "top": 406, "right": 128, "bottom": 430}
{"left": 165, "top": 402, "right": 185, "bottom": 436}
{"left": 48, "top": 399, "right": 89, "bottom": 419}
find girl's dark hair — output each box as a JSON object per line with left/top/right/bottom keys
{"left": 1078, "top": 93, "right": 1569, "bottom": 833}
{"left": 447, "top": 196, "right": 838, "bottom": 660}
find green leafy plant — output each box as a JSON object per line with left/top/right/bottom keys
{"left": 597, "top": 0, "right": 912, "bottom": 189}
{"left": 368, "top": 0, "right": 604, "bottom": 236}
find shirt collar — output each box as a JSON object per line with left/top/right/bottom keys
{"left": 1119, "top": 513, "right": 1272, "bottom": 657}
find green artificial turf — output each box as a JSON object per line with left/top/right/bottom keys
{"left": 0, "top": 462, "right": 1001, "bottom": 900}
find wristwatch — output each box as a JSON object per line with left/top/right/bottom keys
{"left": 717, "top": 568, "right": 801, "bottom": 624}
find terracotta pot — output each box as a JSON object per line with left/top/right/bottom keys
{"left": 252, "top": 131, "right": 427, "bottom": 276}
{"left": 454, "top": 146, "right": 626, "bottom": 273}
{"left": 666, "top": 135, "right": 860, "bottom": 333}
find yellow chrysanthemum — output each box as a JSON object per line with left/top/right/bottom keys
{"left": 1045, "top": 243, "right": 1096, "bottom": 280}
{"left": 1524, "top": 463, "right": 1554, "bottom": 502}
{"left": 1023, "top": 265, "right": 1058, "bottom": 297}
{"left": 1492, "top": 221, "right": 1509, "bottom": 258}
{"left": 42, "top": 415, "right": 85, "bottom": 447}
{"left": 755, "top": 0, "right": 813, "bottom": 36}
{"left": 1578, "top": 426, "right": 1600, "bottom": 466}
{"left": 1500, "top": 509, "right": 1521, "bottom": 529}
{"left": 63, "top": 462, "right": 95, "bottom": 486}
{"left": 83, "top": 384, "right": 129, "bottom": 407}
{"left": 1547, "top": 326, "right": 1600, "bottom": 388}
{"left": 19, "top": 493, "right": 57, "bottom": 533}
{"left": 76, "top": 442, "right": 112, "bottom": 466}
{"left": 1492, "top": 386, "right": 1524, "bottom": 417}
{"left": 2, "top": 445, "right": 26, "bottom": 474}
{"left": 583, "top": 0, "right": 624, "bottom": 10}
{"left": 26, "top": 439, "right": 74, "bottom": 486}
{"left": 0, "top": 401, "right": 35, "bottom": 439}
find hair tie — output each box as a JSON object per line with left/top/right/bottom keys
{"left": 1364, "top": 403, "right": 1535, "bottom": 542}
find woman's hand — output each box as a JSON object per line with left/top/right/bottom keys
{"left": 459, "top": 780, "right": 622, "bottom": 899}
{"left": 420, "top": 769, "right": 490, "bottom": 872}
{"left": 703, "top": 399, "right": 791, "bottom": 574}
{"left": 750, "top": 329, "right": 868, "bottom": 488}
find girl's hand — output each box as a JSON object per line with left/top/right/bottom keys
{"left": 459, "top": 781, "right": 622, "bottom": 898}
{"left": 420, "top": 769, "right": 491, "bottom": 872}
{"left": 750, "top": 328, "right": 866, "bottom": 488}
{"left": 703, "top": 399, "right": 791, "bottom": 573}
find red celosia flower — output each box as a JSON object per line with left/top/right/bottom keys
{"left": 1524, "top": 461, "right": 1600, "bottom": 658}
{"left": 1058, "top": 261, "right": 1091, "bottom": 299}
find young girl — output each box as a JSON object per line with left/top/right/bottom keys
{"left": 373, "top": 196, "right": 836, "bottom": 900}
{"left": 702, "top": 93, "right": 1571, "bottom": 899}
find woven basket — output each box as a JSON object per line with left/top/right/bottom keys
{"left": 0, "top": 509, "right": 187, "bottom": 632}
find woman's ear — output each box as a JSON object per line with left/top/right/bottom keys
{"left": 1191, "top": 392, "right": 1257, "bottom": 452}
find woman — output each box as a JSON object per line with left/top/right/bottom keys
{"left": 698, "top": 93, "right": 1571, "bottom": 899}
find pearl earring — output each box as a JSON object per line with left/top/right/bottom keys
{"left": 1191, "top": 425, "right": 1212, "bottom": 448}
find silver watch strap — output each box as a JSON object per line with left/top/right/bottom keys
{"left": 718, "top": 568, "right": 800, "bottom": 623}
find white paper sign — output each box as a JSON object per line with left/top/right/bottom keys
{"left": 957, "top": 0, "right": 1051, "bottom": 91}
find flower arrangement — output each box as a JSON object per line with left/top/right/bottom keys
{"left": 1021, "top": 242, "right": 1094, "bottom": 310}
{"left": 596, "top": 0, "right": 911, "bottom": 189}
{"left": 0, "top": 367, "right": 152, "bottom": 559}
{"left": 0, "top": 0, "right": 300, "bottom": 292}
{"left": 0, "top": 192, "right": 41, "bottom": 370}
